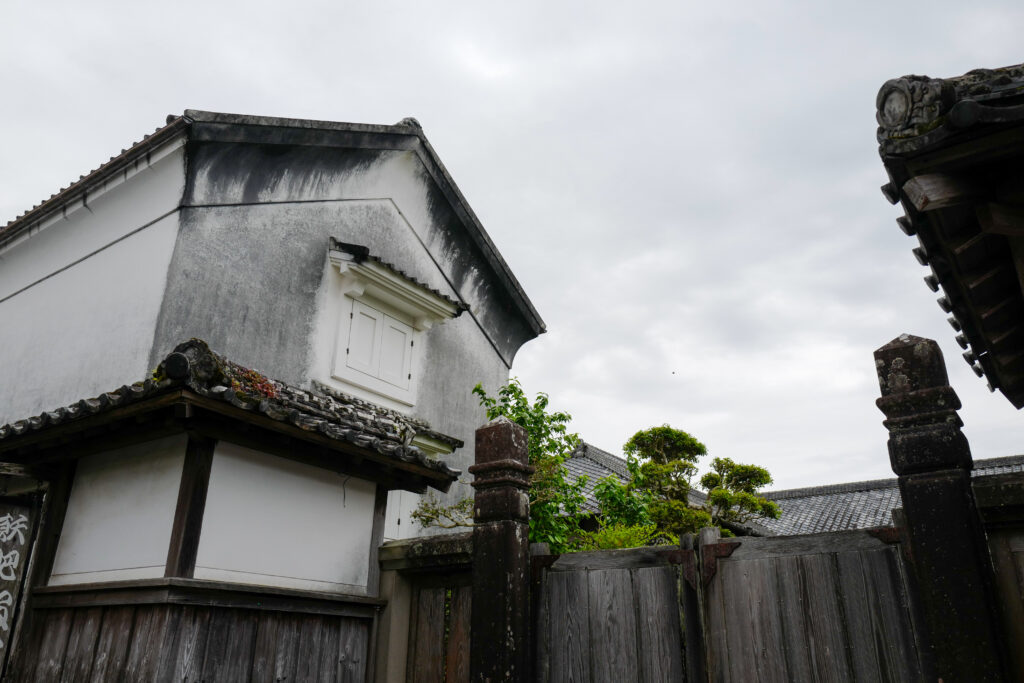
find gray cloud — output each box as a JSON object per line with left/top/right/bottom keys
{"left": 2, "top": 0, "right": 1021, "bottom": 491}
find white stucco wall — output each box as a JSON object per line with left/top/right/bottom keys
{"left": 0, "top": 142, "right": 185, "bottom": 425}
{"left": 49, "top": 435, "right": 188, "bottom": 585}
{"left": 194, "top": 442, "right": 377, "bottom": 593}
{"left": 160, "top": 186, "right": 510, "bottom": 541}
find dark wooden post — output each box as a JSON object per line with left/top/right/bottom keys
{"left": 874, "top": 334, "right": 1008, "bottom": 681}
{"left": 468, "top": 417, "right": 533, "bottom": 683}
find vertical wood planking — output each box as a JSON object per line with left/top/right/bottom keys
{"left": 408, "top": 586, "right": 445, "bottom": 683}
{"left": 703, "top": 558, "right": 730, "bottom": 683}
{"left": 548, "top": 570, "right": 590, "bottom": 683}
{"left": 445, "top": 584, "right": 472, "bottom": 683}
{"left": 32, "top": 608, "right": 73, "bottom": 683}
{"left": 58, "top": 606, "right": 104, "bottom": 683}
{"left": 198, "top": 607, "right": 236, "bottom": 682}
{"left": 295, "top": 612, "right": 326, "bottom": 681}
{"left": 588, "top": 568, "right": 639, "bottom": 683}
{"left": 773, "top": 555, "right": 814, "bottom": 683}
{"left": 338, "top": 618, "right": 369, "bottom": 683}
{"left": 745, "top": 557, "right": 787, "bottom": 683}
{"left": 631, "top": 566, "right": 684, "bottom": 683}
{"left": 720, "top": 559, "right": 757, "bottom": 683}
{"left": 157, "top": 606, "right": 210, "bottom": 683}
{"left": 88, "top": 606, "right": 136, "bottom": 683}
{"left": 797, "top": 553, "right": 853, "bottom": 683}
{"left": 835, "top": 551, "right": 881, "bottom": 682}
{"left": 249, "top": 611, "right": 280, "bottom": 683}
{"left": 222, "top": 608, "right": 258, "bottom": 681}
{"left": 272, "top": 613, "right": 303, "bottom": 683}
{"left": 860, "top": 548, "right": 923, "bottom": 682}
{"left": 316, "top": 616, "right": 342, "bottom": 683}
{"left": 123, "top": 606, "right": 170, "bottom": 682}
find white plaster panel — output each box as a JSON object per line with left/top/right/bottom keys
{"left": 194, "top": 442, "right": 377, "bottom": 593}
{"left": 48, "top": 435, "right": 187, "bottom": 586}
{"left": 0, "top": 143, "right": 185, "bottom": 299}
{"left": 0, "top": 213, "right": 180, "bottom": 425}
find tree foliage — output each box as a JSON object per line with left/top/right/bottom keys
{"left": 472, "top": 379, "right": 587, "bottom": 553}
{"left": 588, "top": 425, "right": 778, "bottom": 543}
{"left": 700, "top": 457, "right": 780, "bottom": 526}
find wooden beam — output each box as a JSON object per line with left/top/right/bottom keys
{"left": 30, "top": 577, "right": 383, "bottom": 617}
{"left": 903, "top": 173, "right": 984, "bottom": 212}
{"left": 165, "top": 436, "right": 216, "bottom": 578}
{"left": 976, "top": 203, "right": 1024, "bottom": 236}
{"left": 364, "top": 485, "right": 388, "bottom": 598}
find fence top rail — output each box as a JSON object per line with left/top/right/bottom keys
{"left": 379, "top": 531, "right": 473, "bottom": 572}
{"left": 707, "top": 527, "right": 900, "bottom": 561}
{"left": 537, "top": 545, "right": 685, "bottom": 572}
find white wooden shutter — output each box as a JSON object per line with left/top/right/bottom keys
{"left": 347, "top": 301, "right": 382, "bottom": 376}
{"left": 379, "top": 314, "right": 413, "bottom": 390}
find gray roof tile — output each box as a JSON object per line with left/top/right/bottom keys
{"left": 0, "top": 339, "right": 461, "bottom": 489}
{"left": 759, "top": 455, "right": 1024, "bottom": 535}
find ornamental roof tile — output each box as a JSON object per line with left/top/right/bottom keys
{"left": 0, "top": 339, "right": 460, "bottom": 489}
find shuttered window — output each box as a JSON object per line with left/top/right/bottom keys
{"left": 344, "top": 300, "right": 413, "bottom": 391}
{"left": 333, "top": 296, "right": 417, "bottom": 404}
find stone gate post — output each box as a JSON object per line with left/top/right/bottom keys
{"left": 874, "top": 334, "right": 1008, "bottom": 681}
{"left": 468, "top": 417, "right": 533, "bottom": 683}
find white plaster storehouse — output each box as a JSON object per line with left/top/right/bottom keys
{"left": 0, "top": 111, "right": 545, "bottom": 680}
{"left": 0, "top": 110, "right": 544, "bottom": 535}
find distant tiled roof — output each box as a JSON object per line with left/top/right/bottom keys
{"left": 759, "top": 455, "right": 1024, "bottom": 536}
{"left": 0, "top": 339, "right": 460, "bottom": 489}
{"left": 566, "top": 443, "right": 628, "bottom": 513}
{"left": 565, "top": 442, "right": 1024, "bottom": 537}
{"left": 565, "top": 443, "right": 709, "bottom": 514}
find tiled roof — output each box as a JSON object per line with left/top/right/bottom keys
{"left": 565, "top": 443, "right": 709, "bottom": 514}
{"left": 876, "top": 63, "right": 1024, "bottom": 408}
{"left": 565, "top": 441, "right": 1024, "bottom": 537}
{"left": 565, "top": 443, "right": 628, "bottom": 513}
{"left": 1, "top": 116, "right": 188, "bottom": 245}
{"left": 759, "top": 455, "right": 1024, "bottom": 536}
{"left": 329, "top": 239, "right": 469, "bottom": 313}
{"left": 0, "top": 339, "right": 460, "bottom": 489}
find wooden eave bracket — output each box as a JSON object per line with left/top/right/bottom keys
{"left": 701, "top": 541, "right": 739, "bottom": 586}
{"left": 903, "top": 173, "right": 985, "bottom": 212}
{"left": 976, "top": 202, "right": 1024, "bottom": 236}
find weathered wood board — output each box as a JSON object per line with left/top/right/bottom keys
{"left": 701, "top": 530, "right": 924, "bottom": 683}
{"left": 534, "top": 547, "right": 686, "bottom": 683}
{"left": 8, "top": 602, "right": 373, "bottom": 682}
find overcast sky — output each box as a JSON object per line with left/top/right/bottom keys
{"left": 2, "top": 1, "right": 1021, "bottom": 489}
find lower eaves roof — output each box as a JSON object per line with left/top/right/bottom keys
{"left": 0, "top": 339, "right": 461, "bottom": 492}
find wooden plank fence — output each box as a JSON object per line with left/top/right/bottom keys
{"left": 532, "top": 547, "right": 686, "bottom": 683}
{"left": 698, "top": 528, "right": 925, "bottom": 683}
{"left": 522, "top": 527, "right": 926, "bottom": 683}
{"left": 9, "top": 590, "right": 376, "bottom": 682}
{"left": 405, "top": 573, "right": 472, "bottom": 683}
